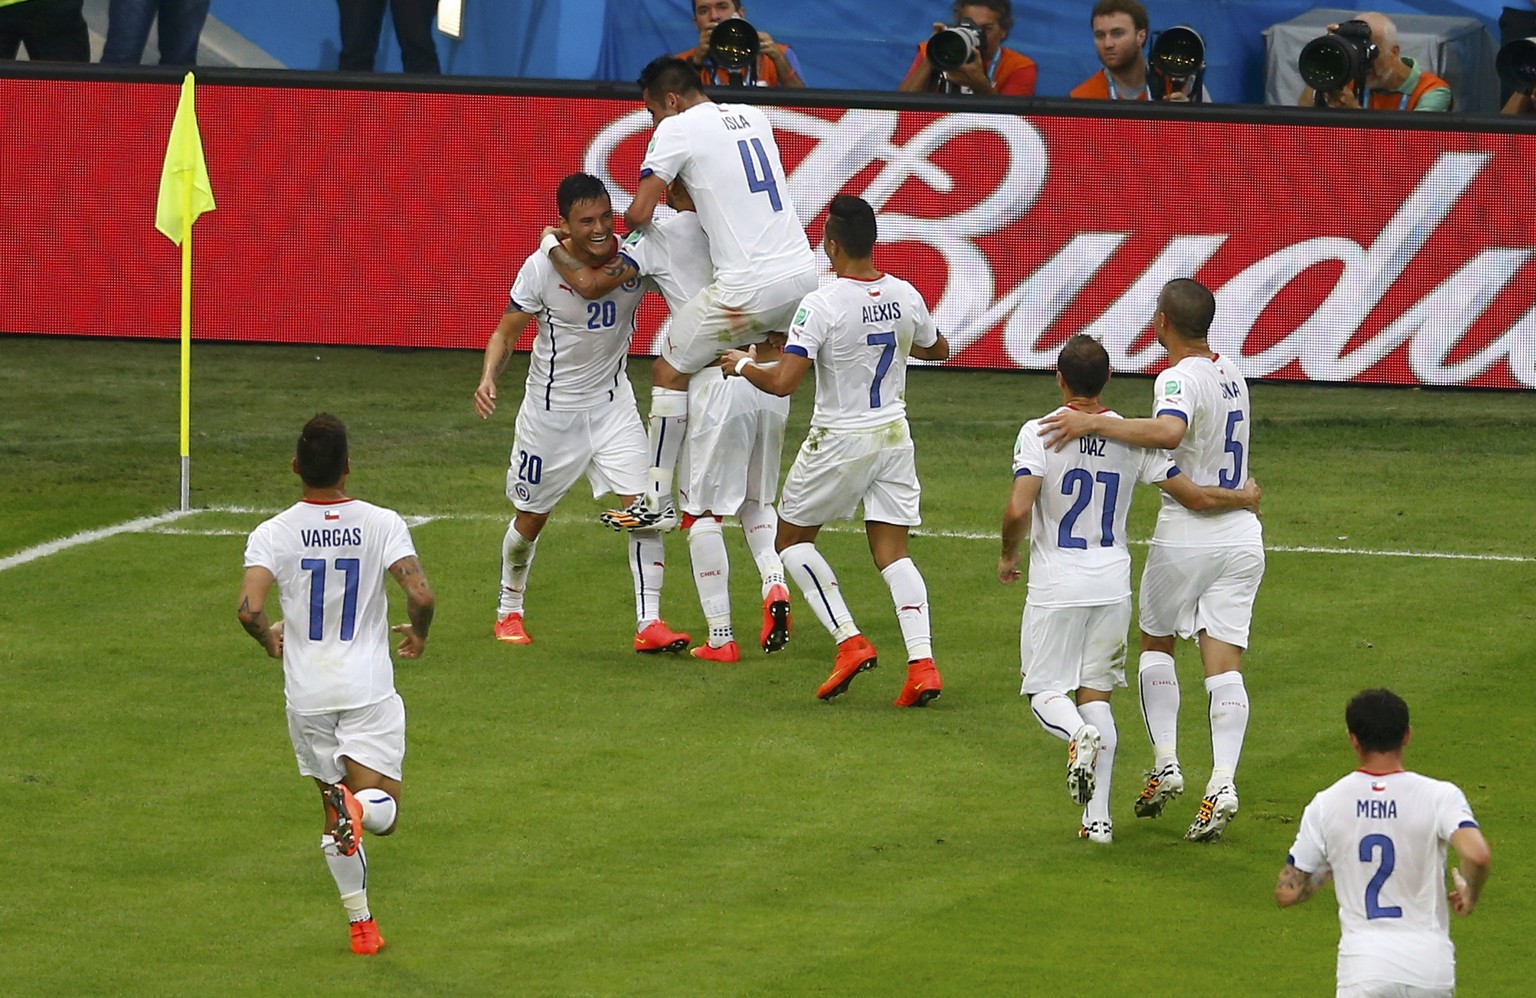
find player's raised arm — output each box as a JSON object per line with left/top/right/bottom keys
{"left": 998, "top": 472, "right": 1041, "bottom": 584}
{"left": 624, "top": 173, "right": 668, "bottom": 229}
{"left": 388, "top": 555, "right": 435, "bottom": 659}
{"left": 543, "top": 225, "right": 639, "bottom": 300}
{"left": 720, "top": 347, "right": 811, "bottom": 397}
{"left": 237, "top": 566, "right": 282, "bottom": 659}
{"left": 474, "top": 309, "right": 536, "bottom": 419}
{"left": 1160, "top": 474, "right": 1261, "bottom": 514}
{"left": 1039, "top": 409, "right": 1186, "bottom": 452}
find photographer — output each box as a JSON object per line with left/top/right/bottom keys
{"left": 1296, "top": 11, "right": 1452, "bottom": 112}
{"left": 1069, "top": 0, "right": 1208, "bottom": 102}
{"left": 676, "top": 0, "right": 805, "bottom": 88}
{"left": 898, "top": 0, "right": 1038, "bottom": 96}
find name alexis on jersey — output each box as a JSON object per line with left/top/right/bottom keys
{"left": 862, "top": 302, "right": 902, "bottom": 325}
{"left": 302, "top": 527, "right": 363, "bottom": 547}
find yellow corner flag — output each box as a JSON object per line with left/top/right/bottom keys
{"left": 155, "top": 71, "right": 216, "bottom": 245}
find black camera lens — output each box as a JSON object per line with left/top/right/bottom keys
{"left": 1150, "top": 25, "right": 1204, "bottom": 78}
{"left": 1299, "top": 34, "right": 1358, "bottom": 92}
{"left": 929, "top": 24, "right": 978, "bottom": 71}
{"left": 709, "top": 18, "right": 759, "bottom": 71}
{"left": 1496, "top": 37, "right": 1536, "bottom": 92}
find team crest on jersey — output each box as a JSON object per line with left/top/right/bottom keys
{"left": 622, "top": 277, "right": 642, "bottom": 292}
{"left": 515, "top": 483, "right": 531, "bottom": 503}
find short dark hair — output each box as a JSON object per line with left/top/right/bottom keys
{"left": 1090, "top": 0, "right": 1148, "bottom": 33}
{"left": 1346, "top": 689, "right": 1411, "bottom": 753}
{"left": 955, "top": 0, "right": 1013, "bottom": 34}
{"left": 296, "top": 413, "right": 348, "bottom": 488}
{"left": 1158, "top": 277, "right": 1215, "bottom": 339}
{"left": 1057, "top": 334, "right": 1110, "bottom": 397}
{"left": 557, "top": 173, "right": 610, "bottom": 221}
{"left": 638, "top": 55, "right": 704, "bottom": 100}
{"left": 824, "top": 195, "right": 877, "bottom": 259}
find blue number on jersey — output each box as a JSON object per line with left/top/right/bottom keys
{"left": 737, "top": 138, "right": 784, "bottom": 212}
{"left": 1360, "top": 833, "right": 1404, "bottom": 919}
{"left": 866, "top": 331, "right": 897, "bottom": 408}
{"left": 300, "top": 557, "right": 362, "bottom": 642}
{"left": 586, "top": 300, "right": 617, "bottom": 330}
{"left": 1058, "top": 470, "right": 1123, "bottom": 549}
{"left": 1219, "top": 410, "right": 1245, "bottom": 488}
{"left": 517, "top": 449, "right": 543, "bottom": 485}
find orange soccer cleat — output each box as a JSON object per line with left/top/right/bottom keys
{"left": 893, "top": 658, "right": 942, "bottom": 708}
{"left": 634, "top": 619, "right": 691, "bottom": 654}
{"left": 493, "top": 612, "right": 532, "bottom": 644}
{"left": 816, "top": 634, "right": 878, "bottom": 701}
{"left": 760, "top": 584, "right": 791, "bottom": 654}
{"left": 690, "top": 641, "right": 741, "bottom": 663}
{"left": 349, "top": 917, "right": 387, "bottom": 955}
{"left": 325, "top": 782, "right": 365, "bottom": 857}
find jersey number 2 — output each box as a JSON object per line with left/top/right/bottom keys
{"left": 737, "top": 138, "right": 784, "bottom": 212}
{"left": 300, "top": 557, "right": 360, "bottom": 642}
{"left": 1359, "top": 833, "right": 1404, "bottom": 920}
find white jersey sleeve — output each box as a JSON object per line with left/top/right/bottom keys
{"left": 619, "top": 211, "right": 713, "bottom": 316}
{"left": 244, "top": 498, "right": 416, "bottom": 715}
{"left": 1151, "top": 354, "right": 1261, "bottom": 547}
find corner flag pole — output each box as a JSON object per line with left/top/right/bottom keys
{"left": 155, "top": 72, "right": 216, "bottom": 512}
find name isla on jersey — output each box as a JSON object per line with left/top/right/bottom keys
{"left": 302, "top": 527, "right": 363, "bottom": 547}
{"left": 722, "top": 113, "right": 751, "bottom": 131}
{"left": 862, "top": 302, "right": 902, "bottom": 325}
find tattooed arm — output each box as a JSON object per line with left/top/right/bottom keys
{"left": 237, "top": 566, "right": 283, "bottom": 659}
{"left": 543, "top": 226, "right": 640, "bottom": 300}
{"left": 1275, "top": 862, "right": 1330, "bottom": 908}
{"left": 388, "top": 555, "right": 435, "bottom": 659}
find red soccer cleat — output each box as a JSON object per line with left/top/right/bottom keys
{"left": 634, "top": 619, "right": 691, "bottom": 654}
{"left": 817, "top": 634, "right": 878, "bottom": 701}
{"left": 760, "top": 584, "right": 791, "bottom": 654}
{"left": 893, "top": 658, "right": 942, "bottom": 708}
{"left": 690, "top": 641, "right": 741, "bottom": 663}
{"left": 493, "top": 612, "right": 532, "bottom": 644}
{"left": 325, "top": 782, "right": 365, "bottom": 857}
{"left": 349, "top": 917, "right": 386, "bottom": 955}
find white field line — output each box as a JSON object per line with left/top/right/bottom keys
{"left": 5, "top": 507, "right": 1532, "bottom": 571}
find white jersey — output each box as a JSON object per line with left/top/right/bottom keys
{"left": 786, "top": 273, "right": 938, "bottom": 431}
{"left": 1013, "top": 407, "right": 1175, "bottom": 607}
{"left": 639, "top": 101, "right": 813, "bottom": 295}
{"left": 1151, "top": 353, "right": 1262, "bottom": 547}
{"left": 1288, "top": 769, "right": 1479, "bottom": 991}
{"left": 244, "top": 498, "right": 416, "bottom": 715}
{"left": 508, "top": 249, "right": 645, "bottom": 411}
{"left": 618, "top": 210, "right": 712, "bottom": 315}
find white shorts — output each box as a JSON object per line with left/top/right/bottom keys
{"left": 287, "top": 693, "right": 406, "bottom": 784}
{"left": 678, "top": 370, "right": 789, "bottom": 517}
{"left": 1337, "top": 985, "right": 1452, "bottom": 998}
{"left": 1019, "top": 601, "right": 1131, "bottom": 696}
{"left": 778, "top": 419, "right": 920, "bottom": 527}
{"left": 1138, "top": 542, "right": 1265, "bottom": 648}
{"left": 508, "top": 398, "right": 648, "bottom": 514}
{"left": 660, "top": 269, "right": 817, "bottom": 375}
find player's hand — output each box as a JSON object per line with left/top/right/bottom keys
{"left": 1236, "top": 476, "right": 1262, "bottom": 515}
{"left": 473, "top": 378, "right": 498, "bottom": 419}
{"left": 997, "top": 554, "right": 1022, "bottom": 584}
{"left": 392, "top": 623, "right": 426, "bottom": 659}
{"left": 1037, "top": 408, "right": 1096, "bottom": 451}
{"left": 266, "top": 619, "right": 284, "bottom": 660}
{"left": 540, "top": 224, "right": 567, "bottom": 246}
{"left": 1448, "top": 868, "right": 1477, "bottom": 915}
{"left": 719, "top": 347, "right": 751, "bottom": 376}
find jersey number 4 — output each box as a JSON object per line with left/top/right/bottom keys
{"left": 300, "top": 557, "right": 360, "bottom": 641}
{"left": 737, "top": 138, "right": 783, "bottom": 212}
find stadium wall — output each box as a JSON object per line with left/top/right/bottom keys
{"left": 2, "top": 68, "right": 1534, "bottom": 390}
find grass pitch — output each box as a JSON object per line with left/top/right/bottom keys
{"left": 0, "top": 336, "right": 1531, "bottom": 995}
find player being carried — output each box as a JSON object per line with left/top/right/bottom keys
{"left": 237, "top": 413, "right": 436, "bottom": 955}
{"left": 600, "top": 55, "right": 817, "bottom": 534}
{"left": 473, "top": 172, "right": 689, "bottom": 655}
{"left": 1040, "top": 277, "right": 1265, "bottom": 842}
{"left": 542, "top": 177, "right": 794, "bottom": 659}
{"left": 1001, "top": 335, "right": 1259, "bottom": 843}
{"left": 722, "top": 195, "right": 947, "bottom": 706}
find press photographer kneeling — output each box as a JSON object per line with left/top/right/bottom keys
{"left": 1296, "top": 11, "right": 1452, "bottom": 112}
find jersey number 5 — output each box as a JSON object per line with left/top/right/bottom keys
{"left": 737, "top": 138, "right": 783, "bottom": 212}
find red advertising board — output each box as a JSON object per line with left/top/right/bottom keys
{"left": 3, "top": 75, "right": 1533, "bottom": 388}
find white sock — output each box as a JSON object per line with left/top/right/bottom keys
{"left": 687, "top": 517, "right": 733, "bottom": 643}
{"left": 738, "top": 501, "right": 785, "bottom": 594}
{"left": 322, "top": 834, "right": 369, "bottom": 920}
{"left": 781, "top": 542, "right": 857, "bottom": 642}
{"left": 1137, "top": 650, "right": 1180, "bottom": 766}
{"left": 629, "top": 528, "right": 665, "bottom": 630}
{"left": 354, "top": 788, "right": 397, "bottom": 835}
{"left": 1205, "top": 671, "right": 1249, "bottom": 787}
{"left": 879, "top": 557, "right": 932, "bottom": 661}
{"left": 498, "top": 522, "right": 538, "bottom": 615}
{"left": 1079, "top": 700, "right": 1117, "bottom": 827}
{"left": 1029, "top": 690, "right": 1083, "bottom": 743}
{"left": 646, "top": 387, "right": 688, "bottom": 507}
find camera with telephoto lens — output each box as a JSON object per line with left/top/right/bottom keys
{"left": 1149, "top": 25, "right": 1206, "bottom": 101}
{"left": 1496, "top": 36, "right": 1536, "bottom": 94}
{"left": 1298, "top": 18, "right": 1379, "bottom": 99}
{"left": 929, "top": 17, "right": 983, "bottom": 71}
{"left": 708, "top": 16, "right": 760, "bottom": 75}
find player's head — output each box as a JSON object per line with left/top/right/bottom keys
{"left": 556, "top": 173, "right": 615, "bottom": 258}
{"left": 1156, "top": 277, "right": 1215, "bottom": 343}
{"left": 638, "top": 56, "right": 706, "bottom": 123}
{"left": 1346, "top": 688, "right": 1411, "bottom": 754}
{"left": 1090, "top": 0, "right": 1148, "bottom": 72}
{"left": 295, "top": 412, "right": 348, "bottom": 489}
{"left": 823, "top": 195, "right": 877, "bottom": 262}
{"left": 666, "top": 178, "right": 696, "bottom": 213}
{"left": 1056, "top": 334, "right": 1111, "bottom": 398}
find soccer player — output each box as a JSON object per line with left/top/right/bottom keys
{"left": 721, "top": 195, "right": 948, "bottom": 707}
{"left": 1276, "top": 689, "right": 1491, "bottom": 995}
{"left": 1002, "top": 335, "right": 1259, "bottom": 843}
{"left": 473, "top": 172, "right": 689, "bottom": 654}
{"left": 237, "top": 413, "right": 435, "bottom": 956}
{"left": 602, "top": 55, "right": 816, "bottom": 533}
{"left": 1039, "top": 277, "right": 1264, "bottom": 842}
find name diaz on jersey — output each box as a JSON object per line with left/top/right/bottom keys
{"left": 301, "top": 527, "right": 363, "bottom": 547}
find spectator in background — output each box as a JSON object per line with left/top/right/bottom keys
{"left": 101, "top": 0, "right": 209, "bottom": 66}
{"left": 1070, "top": 1, "right": 1208, "bottom": 102}
{"left": 677, "top": 1, "right": 805, "bottom": 88}
{"left": 899, "top": 0, "right": 1037, "bottom": 96}
{"left": 0, "top": 0, "right": 88, "bottom": 61}
{"left": 1297, "top": 12, "right": 1452, "bottom": 111}
{"left": 338, "top": 0, "right": 440, "bottom": 74}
